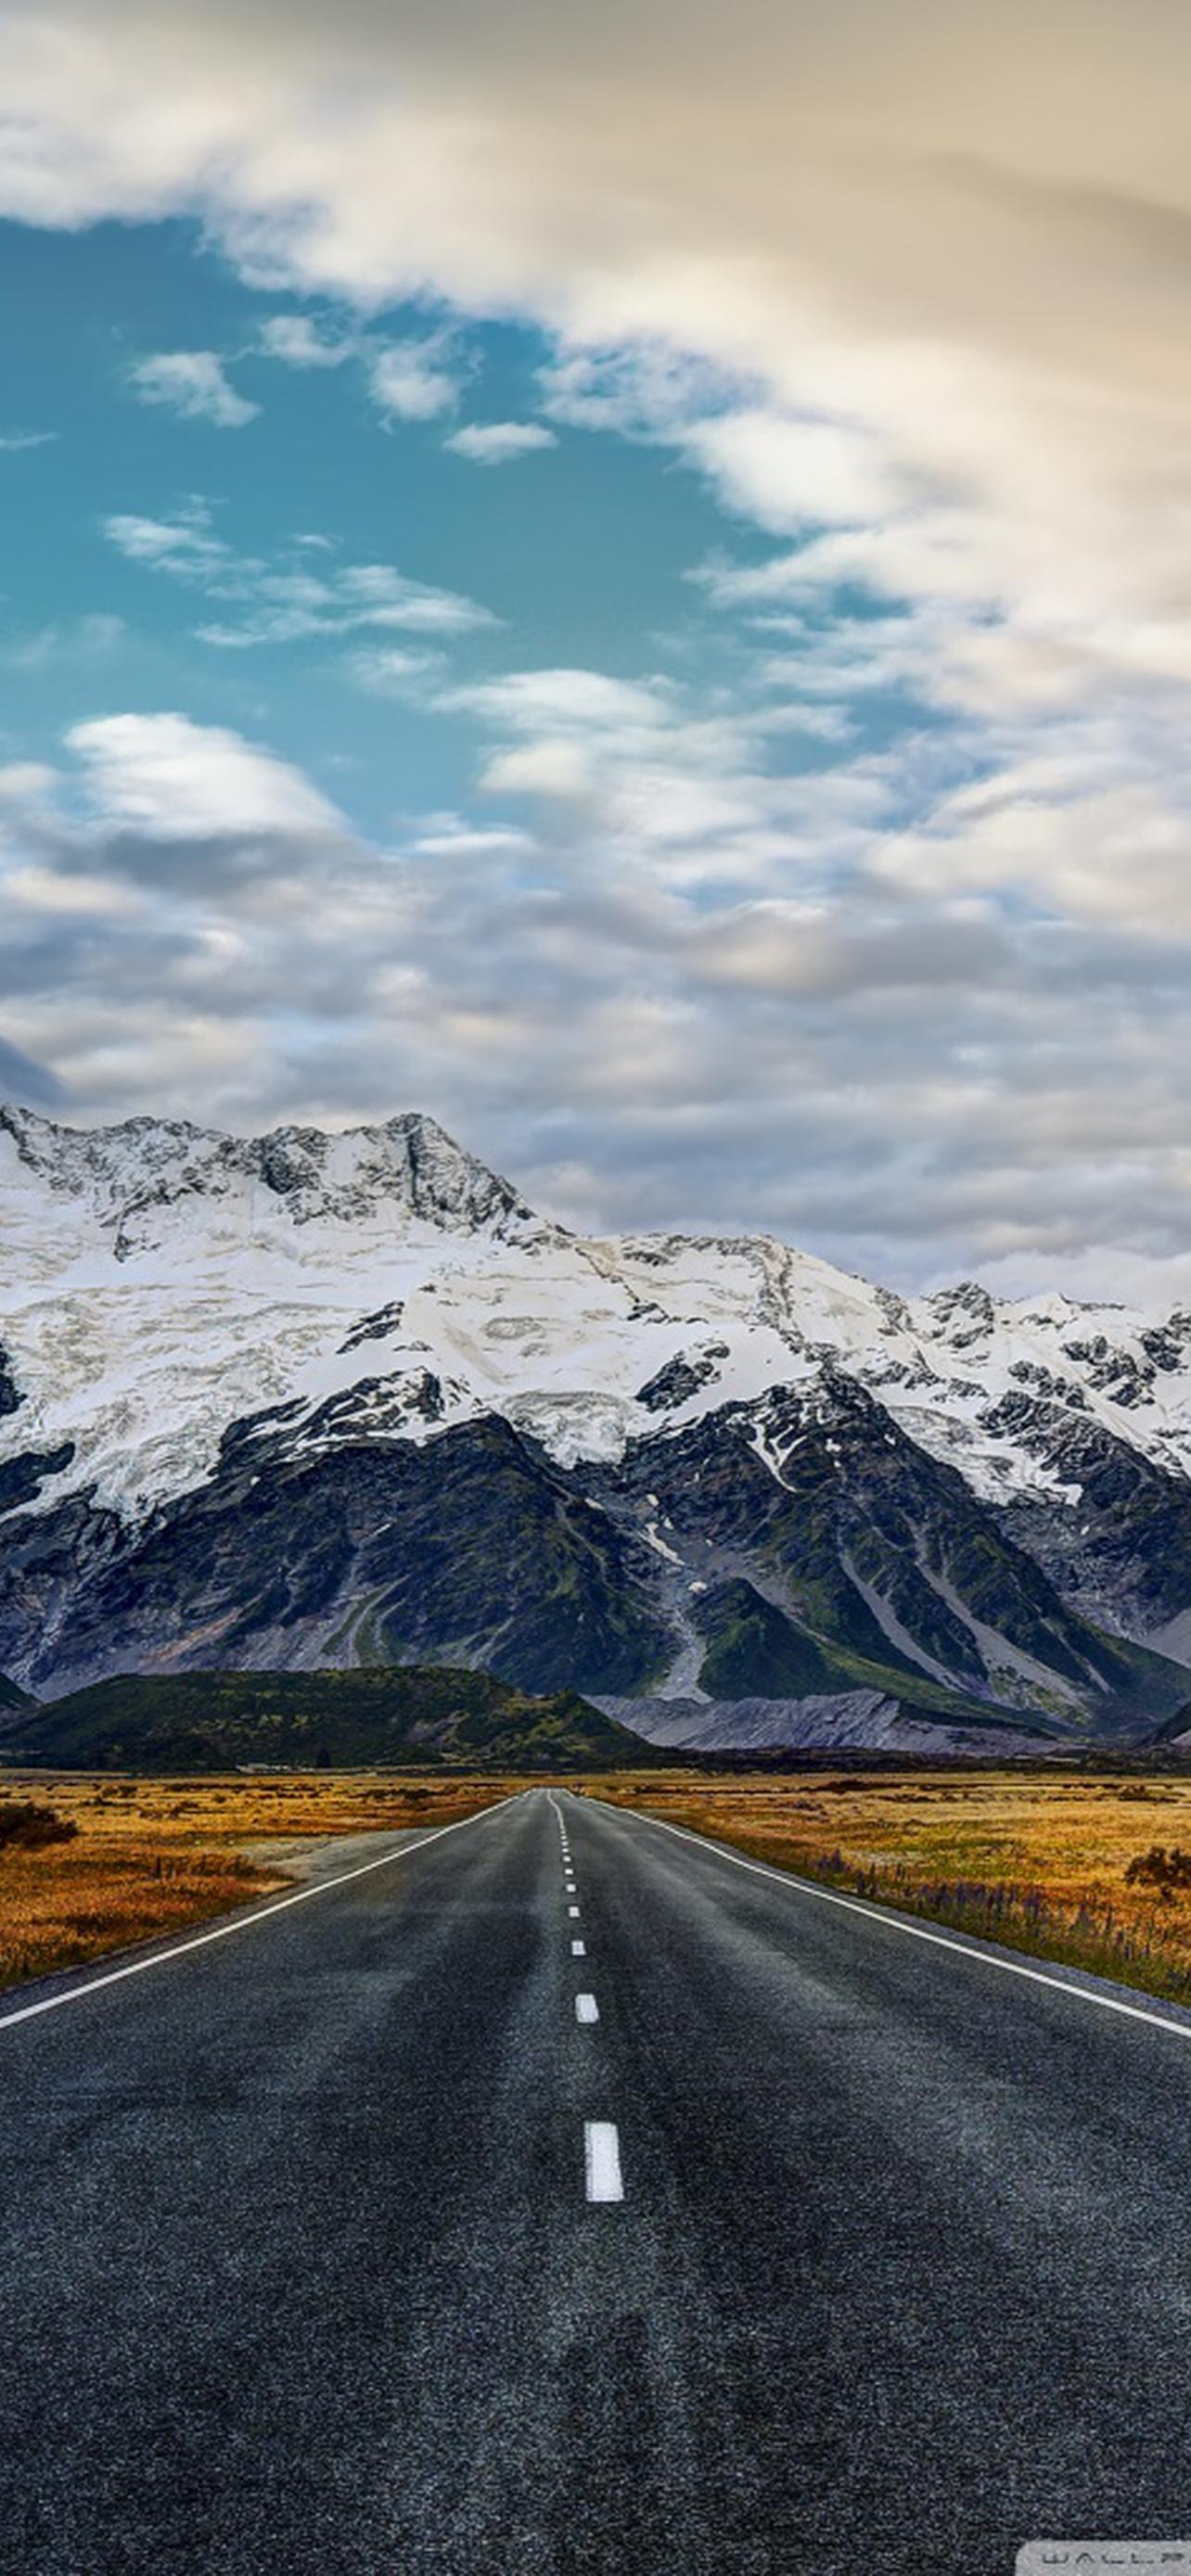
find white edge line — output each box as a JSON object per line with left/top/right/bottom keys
{"left": 0, "top": 1792, "right": 516, "bottom": 2034}
{"left": 600, "top": 1798, "right": 1191, "bottom": 2048}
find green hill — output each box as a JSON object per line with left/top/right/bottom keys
{"left": 3, "top": 1664, "right": 658, "bottom": 1774}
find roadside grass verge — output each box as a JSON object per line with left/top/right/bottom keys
{"left": 593, "top": 1768, "right": 1191, "bottom": 2009}
{"left": 0, "top": 1771, "right": 509, "bottom": 1994}
{"left": 21, "top": 1761, "right": 1190, "bottom": 2015}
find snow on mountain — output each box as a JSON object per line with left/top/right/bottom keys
{"left": 0, "top": 1105, "right": 547, "bottom": 1513}
{"left": 5, "top": 1104, "right": 1191, "bottom": 1728}
{"left": 3, "top": 1102, "right": 1190, "bottom": 1527}
{"left": 0, "top": 1102, "right": 535, "bottom": 1280}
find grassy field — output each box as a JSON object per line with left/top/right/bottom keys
{"left": 597, "top": 1767, "right": 1191, "bottom": 2006}
{"left": 0, "top": 1771, "right": 508, "bottom": 1994}
{"left": 14, "top": 1762, "right": 1191, "bottom": 2012}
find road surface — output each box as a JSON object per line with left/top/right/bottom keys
{"left": 3, "top": 1785, "right": 1191, "bottom": 2575}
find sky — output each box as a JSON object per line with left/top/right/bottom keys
{"left": 2, "top": 0, "right": 1191, "bottom": 1296}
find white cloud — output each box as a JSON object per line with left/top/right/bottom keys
{"left": 481, "top": 739, "right": 595, "bottom": 800}
{"left": 0, "top": 763, "right": 56, "bottom": 804}
{"left": 129, "top": 351, "right": 259, "bottom": 428}
{"left": 8, "top": 0, "right": 1191, "bottom": 1271}
{"left": 103, "top": 504, "right": 230, "bottom": 576}
{"left": 102, "top": 504, "right": 495, "bottom": 644}
{"left": 350, "top": 644, "right": 445, "bottom": 696}
{"left": 450, "top": 669, "right": 673, "bottom": 732}
{"left": 261, "top": 311, "right": 466, "bottom": 424}
{"left": 3, "top": 9, "right": 1189, "bottom": 733}
{"left": 5, "top": 863, "right": 139, "bottom": 920}
{"left": 871, "top": 743, "right": 1191, "bottom": 938}
{"left": 0, "top": 428, "right": 56, "bottom": 452}
{"left": 540, "top": 344, "right": 736, "bottom": 440}
{"left": 683, "top": 408, "right": 907, "bottom": 532}
{"left": 333, "top": 562, "right": 490, "bottom": 633}
{"left": 0, "top": 695, "right": 1188, "bottom": 1282}
{"left": 446, "top": 660, "right": 890, "bottom": 886}
{"left": 367, "top": 338, "right": 460, "bottom": 422}
{"left": 444, "top": 420, "right": 557, "bottom": 464}
{"left": 67, "top": 714, "right": 342, "bottom": 839}
{"left": 259, "top": 313, "right": 352, "bottom": 368}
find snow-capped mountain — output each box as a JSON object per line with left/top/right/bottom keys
{"left": 4, "top": 1102, "right": 1191, "bottom": 1748}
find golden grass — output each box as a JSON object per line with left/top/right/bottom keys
{"left": 594, "top": 1768, "right": 1191, "bottom": 2006}
{"left": 0, "top": 1771, "right": 509, "bottom": 1994}
{"left": 14, "top": 1760, "right": 1191, "bottom": 2014}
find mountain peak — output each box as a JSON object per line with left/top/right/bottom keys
{"left": 6, "top": 1101, "right": 1191, "bottom": 1743}
{"left": 0, "top": 1102, "right": 539, "bottom": 1269}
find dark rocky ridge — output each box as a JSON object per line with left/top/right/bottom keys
{"left": 2, "top": 1384, "right": 1187, "bottom": 1746}
{"left": 0, "top": 1665, "right": 655, "bottom": 1773}
{"left": 6, "top": 1103, "right": 1191, "bottom": 1752}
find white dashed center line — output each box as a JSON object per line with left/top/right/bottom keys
{"left": 568, "top": 1904, "right": 581, "bottom": 1919}
{"left": 584, "top": 2122, "right": 623, "bottom": 2204}
{"left": 575, "top": 1992, "right": 599, "bottom": 2024}
{"left": 571, "top": 1938, "right": 586, "bottom": 1957}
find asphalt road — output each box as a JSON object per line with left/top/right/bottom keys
{"left": 4, "top": 1786, "right": 1191, "bottom": 2576}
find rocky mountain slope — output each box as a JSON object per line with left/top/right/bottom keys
{"left": 4, "top": 1103, "right": 1191, "bottom": 1749}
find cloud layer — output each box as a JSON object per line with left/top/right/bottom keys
{"left": 2, "top": 0, "right": 1191, "bottom": 1284}
{"left": 0, "top": 694, "right": 1188, "bottom": 1303}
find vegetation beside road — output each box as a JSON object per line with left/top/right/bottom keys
{"left": 15, "top": 1758, "right": 1191, "bottom": 2015}
{"left": 0, "top": 1771, "right": 508, "bottom": 1994}
{"left": 600, "top": 1767, "right": 1191, "bottom": 2007}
